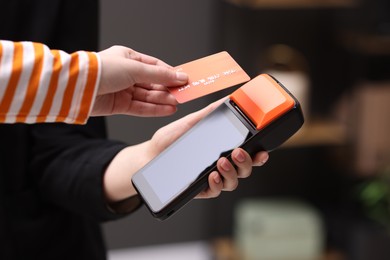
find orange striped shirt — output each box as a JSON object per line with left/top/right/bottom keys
{"left": 0, "top": 40, "right": 100, "bottom": 124}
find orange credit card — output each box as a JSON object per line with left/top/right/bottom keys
{"left": 170, "top": 51, "right": 250, "bottom": 103}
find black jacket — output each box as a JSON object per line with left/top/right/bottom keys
{"left": 0, "top": 121, "right": 137, "bottom": 259}
{"left": 0, "top": 0, "right": 140, "bottom": 259}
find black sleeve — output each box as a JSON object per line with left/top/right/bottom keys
{"left": 30, "top": 118, "right": 142, "bottom": 222}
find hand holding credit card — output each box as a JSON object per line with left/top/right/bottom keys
{"left": 169, "top": 51, "right": 250, "bottom": 103}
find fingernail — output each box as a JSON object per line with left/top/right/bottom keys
{"left": 235, "top": 150, "right": 245, "bottom": 163}
{"left": 214, "top": 174, "right": 221, "bottom": 184}
{"left": 221, "top": 159, "right": 231, "bottom": 172}
{"left": 259, "top": 154, "right": 269, "bottom": 165}
{"left": 176, "top": 72, "right": 188, "bottom": 82}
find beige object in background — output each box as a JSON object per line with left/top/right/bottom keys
{"left": 352, "top": 82, "right": 390, "bottom": 175}
{"left": 234, "top": 199, "right": 324, "bottom": 260}
{"left": 262, "top": 44, "right": 311, "bottom": 120}
{"left": 226, "top": 0, "right": 356, "bottom": 9}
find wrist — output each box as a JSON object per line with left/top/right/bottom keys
{"left": 103, "top": 140, "right": 152, "bottom": 203}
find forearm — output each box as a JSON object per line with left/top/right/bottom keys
{"left": 30, "top": 119, "right": 145, "bottom": 221}
{"left": 0, "top": 40, "right": 100, "bottom": 124}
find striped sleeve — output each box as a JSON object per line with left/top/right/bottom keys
{"left": 0, "top": 40, "right": 101, "bottom": 124}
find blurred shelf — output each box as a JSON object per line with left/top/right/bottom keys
{"left": 340, "top": 32, "right": 390, "bottom": 56}
{"left": 282, "top": 119, "right": 347, "bottom": 148}
{"left": 226, "top": 0, "right": 357, "bottom": 9}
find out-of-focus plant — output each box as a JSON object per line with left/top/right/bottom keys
{"left": 358, "top": 166, "right": 390, "bottom": 231}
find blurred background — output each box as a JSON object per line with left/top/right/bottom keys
{"left": 100, "top": 0, "right": 390, "bottom": 259}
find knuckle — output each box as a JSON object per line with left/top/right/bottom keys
{"left": 225, "top": 181, "right": 238, "bottom": 192}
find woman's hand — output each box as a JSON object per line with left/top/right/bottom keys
{"left": 103, "top": 98, "right": 269, "bottom": 203}
{"left": 93, "top": 46, "right": 188, "bottom": 117}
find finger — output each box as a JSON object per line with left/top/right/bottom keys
{"left": 196, "top": 172, "right": 222, "bottom": 199}
{"left": 128, "top": 51, "right": 172, "bottom": 68}
{"left": 252, "top": 151, "right": 269, "bottom": 166}
{"left": 231, "top": 148, "right": 253, "bottom": 178}
{"left": 99, "top": 46, "right": 171, "bottom": 68}
{"left": 217, "top": 157, "right": 239, "bottom": 191}
{"left": 133, "top": 86, "right": 178, "bottom": 106}
{"left": 93, "top": 92, "right": 178, "bottom": 117}
{"left": 150, "top": 97, "right": 228, "bottom": 158}
{"left": 134, "top": 83, "right": 169, "bottom": 91}
{"left": 158, "top": 97, "right": 226, "bottom": 133}
{"left": 127, "top": 100, "right": 177, "bottom": 117}
{"left": 130, "top": 61, "right": 188, "bottom": 86}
